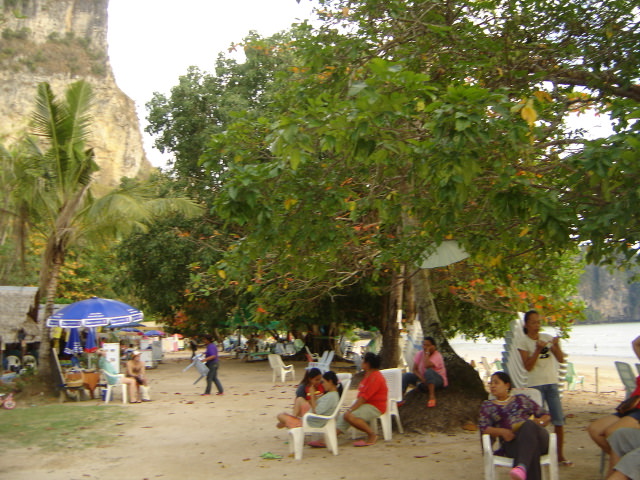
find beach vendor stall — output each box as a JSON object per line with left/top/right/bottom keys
{"left": 46, "top": 297, "right": 144, "bottom": 400}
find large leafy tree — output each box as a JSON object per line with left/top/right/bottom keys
{"left": 198, "top": 0, "right": 637, "bottom": 372}
{"left": 145, "top": 30, "right": 300, "bottom": 195}
{"left": 114, "top": 213, "right": 238, "bottom": 335}
{"left": 1, "top": 81, "right": 202, "bottom": 382}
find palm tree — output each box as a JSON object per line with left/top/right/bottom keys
{"left": 8, "top": 80, "right": 202, "bottom": 382}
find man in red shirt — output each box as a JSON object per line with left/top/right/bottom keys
{"left": 336, "top": 352, "right": 388, "bottom": 446}
{"left": 401, "top": 336, "right": 448, "bottom": 407}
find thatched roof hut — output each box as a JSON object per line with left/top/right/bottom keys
{"left": 0, "top": 286, "right": 40, "bottom": 345}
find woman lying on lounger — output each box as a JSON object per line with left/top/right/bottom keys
{"left": 276, "top": 370, "right": 340, "bottom": 429}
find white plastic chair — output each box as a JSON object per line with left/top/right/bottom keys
{"left": 22, "top": 354, "right": 38, "bottom": 371}
{"left": 100, "top": 369, "right": 128, "bottom": 404}
{"left": 353, "top": 368, "right": 403, "bottom": 441}
{"left": 304, "top": 346, "right": 319, "bottom": 361}
{"left": 268, "top": 354, "right": 295, "bottom": 383}
{"left": 376, "top": 368, "right": 404, "bottom": 439}
{"left": 308, "top": 350, "right": 334, "bottom": 373}
{"left": 482, "top": 388, "right": 558, "bottom": 480}
{"left": 336, "top": 372, "right": 352, "bottom": 384}
{"left": 288, "top": 377, "right": 352, "bottom": 460}
{"left": 5, "top": 355, "right": 21, "bottom": 372}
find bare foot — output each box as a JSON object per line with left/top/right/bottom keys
{"left": 276, "top": 421, "right": 285, "bottom": 429}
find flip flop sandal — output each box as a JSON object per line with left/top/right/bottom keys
{"left": 307, "top": 440, "right": 327, "bottom": 448}
{"left": 353, "top": 440, "right": 375, "bottom": 447}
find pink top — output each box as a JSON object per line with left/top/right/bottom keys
{"left": 414, "top": 350, "right": 448, "bottom": 387}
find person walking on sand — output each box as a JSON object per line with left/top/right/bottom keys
{"left": 335, "top": 352, "right": 387, "bottom": 447}
{"left": 202, "top": 334, "right": 223, "bottom": 396}
{"left": 517, "top": 310, "right": 571, "bottom": 466}
{"left": 401, "top": 336, "right": 448, "bottom": 407}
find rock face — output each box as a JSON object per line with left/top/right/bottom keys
{"left": 0, "top": 0, "right": 152, "bottom": 186}
{"left": 579, "top": 264, "right": 640, "bottom": 323}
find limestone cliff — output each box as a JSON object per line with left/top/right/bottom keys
{"left": 579, "top": 263, "right": 640, "bottom": 323}
{"left": 0, "top": 0, "right": 152, "bottom": 186}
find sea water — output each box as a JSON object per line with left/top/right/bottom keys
{"left": 450, "top": 322, "right": 640, "bottom": 361}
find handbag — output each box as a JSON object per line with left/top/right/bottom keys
{"left": 616, "top": 395, "right": 640, "bottom": 415}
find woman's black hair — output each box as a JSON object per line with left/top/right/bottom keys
{"left": 300, "top": 367, "right": 322, "bottom": 386}
{"left": 522, "top": 310, "right": 538, "bottom": 334}
{"left": 363, "top": 352, "right": 382, "bottom": 369}
{"left": 491, "top": 371, "right": 512, "bottom": 391}
{"left": 323, "top": 370, "right": 343, "bottom": 396}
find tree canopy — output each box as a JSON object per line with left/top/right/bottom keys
{"left": 136, "top": 0, "right": 638, "bottom": 347}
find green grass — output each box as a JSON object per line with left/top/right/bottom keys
{"left": 0, "top": 404, "right": 135, "bottom": 451}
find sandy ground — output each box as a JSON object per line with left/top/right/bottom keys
{"left": 0, "top": 350, "right": 634, "bottom": 480}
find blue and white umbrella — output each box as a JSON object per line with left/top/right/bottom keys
{"left": 63, "top": 328, "right": 83, "bottom": 355}
{"left": 46, "top": 297, "right": 144, "bottom": 328}
{"left": 144, "top": 330, "right": 165, "bottom": 337}
{"left": 83, "top": 327, "right": 98, "bottom": 353}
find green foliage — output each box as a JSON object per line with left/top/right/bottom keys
{"left": 0, "top": 81, "right": 202, "bottom": 380}
{"left": 2, "top": 27, "right": 29, "bottom": 40}
{"left": 145, "top": 30, "right": 299, "bottom": 192}
{"left": 132, "top": 0, "right": 638, "bottom": 340}
{"left": 115, "top": 211, "right": 233, "bottom": 333}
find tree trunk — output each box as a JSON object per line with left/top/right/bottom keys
{"left": 380, "top": 267, "right": 403, "bottom": 369}
{"left": 37, "top": 239, "right": 65, "bottom": 387}
{"left": 411, "top": 268, "right": 485, "bottom": 395}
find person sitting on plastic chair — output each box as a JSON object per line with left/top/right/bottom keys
{"left": 336, "top": 352, "right": 388, "bottom": 447}
{"left": 479, "top": 371, "right": 552, "bottom": 480}
{"left": 607, "top": 428, "right": 640, "bottom": 480}
{"left": 126, "top": 351, "right": 151, "bottom": 402}
{"left": 276, "top": 370, "right": 340, "bottom": 430}
{"left": 98, "top": 349, "right": 138, "bottom": 403}
{"left": 589, "top": 335, "right": 640, "bottom": 477}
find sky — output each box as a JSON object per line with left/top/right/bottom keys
{"left": 107, "top": 1, "right": 614, "bottom": 168}
{"left": 107, "top": 0, "right": 316, "bottom": 167}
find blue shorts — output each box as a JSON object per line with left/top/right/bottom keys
{"left": 615, "top": 409, "right": 640, "bottom": 421}
{"left": 531, "top": 383, "right": 564, "bottom": 426}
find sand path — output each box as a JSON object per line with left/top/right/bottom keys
{"left": 1, "top": 350, "right": 632, "bottom": 480}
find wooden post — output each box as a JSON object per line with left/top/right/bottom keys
{"left": 595, "top": 367, "right": 599, "bottom": 394}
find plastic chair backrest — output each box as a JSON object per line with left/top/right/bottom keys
{"left": 336, "top": 372, "right": 352, "bottom": 385}
{"left": 101, "top": 368, "right": 121, "bottom": 386}
{"left": 381, "top": 368, "right": 403, "bottom": 402}
{"left": 268, "top": 354, "right": 283, "bottom": 369}
{"left": 615, "top": 361, "right": 636, "bottom": 397}
{"left": 324, "top": 351, "right": 335, "bottom": 366}
{"left": 5, "top": 355, "right": 21, "bottom": 368}
{"left": 511, "top": 387, "right": 543, "bottom": 406}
